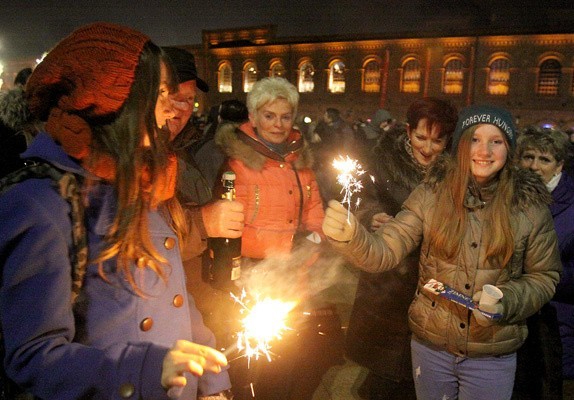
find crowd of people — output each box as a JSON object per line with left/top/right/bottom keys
{"left": 0, "top": 21, "right": 573, "bottom": 400}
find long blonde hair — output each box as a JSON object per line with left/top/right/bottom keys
{"left": 429, "top": 126, "right": 515, "bottom": 268}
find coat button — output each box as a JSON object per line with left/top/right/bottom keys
{"left": 289, "top": 190, "right": 293, "bottom": 194}
{"left": 460, "top": 322, "right": 466, "bottom": 329}
{"left": 140, "top": 317, "right": 153, "bottom": 331}
{"left": 164, "top": 237, "right": 176, "bottom": 250}
{"left": 471, "top": 242, "right": 478, "bottom": 248}
{"left": 280, "top": 164, "right": 285, "bottom": 168}
{"left": 465, "top": 283, "right": 471, "bottom": 290}
{"left": 136, "top": 257, "right": 146, "bottom": 268}
{"left": 119, "top": 383, "right": 135, "bottom": 398}
{"left": 173, "top": 294, "right": 184, "bottom": 307}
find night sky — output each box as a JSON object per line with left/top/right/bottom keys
{"left": 1, "top": 0, "right": 573, "bottom": 63}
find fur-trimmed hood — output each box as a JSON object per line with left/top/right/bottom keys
{"left": 426, "top": 155, "right": 552, "bottom": 211}
{"left": 0, "top": 86, "right": 30, "bottom": 132}
{"left": 215, "top": 121, "right": 314, "bottom": 171}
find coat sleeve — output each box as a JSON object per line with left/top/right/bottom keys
{"left": 328, "top": 184, "right": 426, "bottom": 272}
{"left": 181, "top": 205, "right": 209, "bottom": 260}
{"left": 499, "top": 205, "right": 562, "bottom": 324}
{"left": 0, "top": 181, "right": 171, "bottom": 400}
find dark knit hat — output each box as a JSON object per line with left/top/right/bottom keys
{"left": 162, "top": 47, "right": 209, "bottom": 93}
{"left": 27, "top": 22, "right": 150, "bottom": 122}
{"left": 452, "top": 104, "right": 516, "bottom": 154}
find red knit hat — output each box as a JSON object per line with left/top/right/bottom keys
{"left": 26, "top": 22, "right": 150, "bottom": 162}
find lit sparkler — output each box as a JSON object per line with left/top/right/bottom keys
{"left": 224, "top": 289, "right": 296, "bottom": 367}
{"left": 332, "top": 155, "right": 366, "bottom": 221}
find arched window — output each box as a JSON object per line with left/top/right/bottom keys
{"left": 488, "top": 57, "right": 510, "bottom": 95}
{"left": 537, "top": 58, "right": 561, "bottom": 95}
{"left": 443, "top": 57, "right": 464, "bottom": 94}
{"left": 218, "top": 62, "right": 232, "bottom": 93}
{"left": 401, "top": 58, "right": 421, "bottom": 93}
{"left": 298, "top": 61, "right": 315, "bottom": 93}
{"left": 243, "top": 61, "right": 258, "bottom": 93}
{"left": 362, "top": 59, "right": 381, "bottom": 93}
{"left": 270, "top": 60, "right": 286, "bottom": 78}
{"left": 328, "top": 60, "right": 346, "bottom": 93}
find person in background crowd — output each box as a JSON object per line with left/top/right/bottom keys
{"left": 514, "top": 127, "right": 574, "bottom": 399}
{"left": 353, "top": 108, "right": 396, "bottom": 158}
{"left": 162, "top": 46, "right": 212, "bottom": 206}
{"left": 313, "top": 107, "right": 358, "bottom": 204}
{"left": 161, "top": 46, "right": 244, "bottom": 259}
{"left": 193, "top": 99, "right": 249, "bottom": 189}
{"left": 0, "top": 23, "right": 237, "bottom": 399}
{"left": 346, "top": 97, "right": 458, "bottom": 400}
{"left": 215, "top": 77, "right": 336, "bottom": 399}
{"left": 322, "top": 104, "right": 562, "bottom": 400}
{"left": 160, "top": 47, "right": 246, "bottom": 358}
{"left": 0, "top": 67, "right": 37, "bottom": 178}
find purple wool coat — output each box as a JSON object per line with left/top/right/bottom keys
{"left": 0, "top": 133, "right": 230, "bottom": 399}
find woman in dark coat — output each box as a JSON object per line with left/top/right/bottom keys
{"left": 345, "top": 97, "right": 457, "bottom": 399}
{"left": 514, "top": 127, "right": 574, "bottom": 399}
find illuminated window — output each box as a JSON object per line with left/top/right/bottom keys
{"left": 488, "top": 57, "right": 510, "bottom": 95}
{"left": 243, "top": 61, "right": 258, "bottom": 93}
{"left": 298, "top": 61, "right": 315, "bottom": 93}
{"left": 362, "top": 59, "right": 381, "bottom": 93}
{"left": 537, "top": 58, "right": 561, "bottom": 95}
{"left": 270, "top": 61, "right": 286, "bottom": 78}
{"left": 401, "top": 58, "right": 421, "bottom": 93}
{"left": 443, "top": 58, "right": 464, "bottom": 94}
{"left": 218, "top": 62, "right": 232, "bottom": 93}
{"left": 328, "top": 60, "right": 346, "bottom": 93}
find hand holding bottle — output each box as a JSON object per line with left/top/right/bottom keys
{"left": 201, "top": 200, "right": 244, "bottom": 238}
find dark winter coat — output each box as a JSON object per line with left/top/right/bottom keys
{"left": 551, "top": 172, "right": 574, "bottom": 378}
{"left": 345, "top": 132, "right": 423, "bottom": 381}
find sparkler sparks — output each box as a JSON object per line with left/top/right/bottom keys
{"left": 332, "top": 155, "right": 366, "bottom": 221}
{"left": 226, "top": 289, "right": 296, "bottom": 366}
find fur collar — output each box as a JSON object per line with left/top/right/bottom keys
{"left": 371, "top": 131, "right": 425, "bottom": 191}
{"left": 426, "top": 156, "right": 552, "bottom": 211}
{"left": 215, "top": 122, "right": 314, "bottom": 171}
{"left": 0, "top": 87, "right": 30, "bottom": 131}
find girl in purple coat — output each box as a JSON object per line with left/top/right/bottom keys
{"left": 0, "top": 23, "right": 234, "bottom": 399}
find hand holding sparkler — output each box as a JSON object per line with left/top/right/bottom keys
{"left": 322, "top": 199, "right": 357, "bottom": 242}
{"left": 332, "top": 155, "right": 365, "bottom": 222}
{"left": 162, "top": 340, "right": 228, "bottom": 398}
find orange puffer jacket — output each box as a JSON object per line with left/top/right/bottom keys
{"left": 215, "top": 122, "right": 325, "bottom": 259}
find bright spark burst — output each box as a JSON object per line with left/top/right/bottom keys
{"left": 332, "top": 155, "right": 366, "bottom": 221}
{"left": 228, "top": 290, "right": 296, "bottom": 366}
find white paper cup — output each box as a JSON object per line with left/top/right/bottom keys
{"left": 479, "top": 284, "right": 503, "bottom": 305}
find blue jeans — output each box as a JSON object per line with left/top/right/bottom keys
{"left": 411, "top": 338, "right": 516, "bottom": 400}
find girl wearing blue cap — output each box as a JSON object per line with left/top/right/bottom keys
{"left": 322, "top": 104, "right": 561, "bottom": 399}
